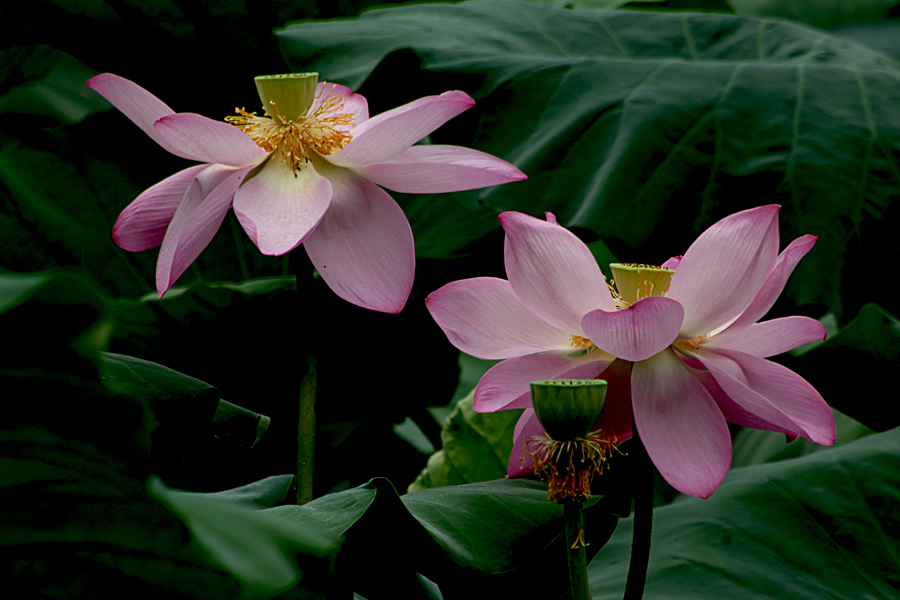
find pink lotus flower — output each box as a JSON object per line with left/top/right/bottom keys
{"left": 427, "top": 207, "right": 835, "bottom": 498}
{"left": 86, "top": 73, "right": 525, "bottom": 312}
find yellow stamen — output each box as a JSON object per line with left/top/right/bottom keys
{"left": 571, "top": 529, "right": 588, "bottom": 549}
{"left": 570, "top": 334, "right": 594, "bottom": 350}
{"left": 226, "top": 86, "right": 354, "bottom": 174}
{"left": 673, "top": 334, "right": 707, "bottom": 354}
{"left": 524, "top": 430, "right": 622, "bottom": 502}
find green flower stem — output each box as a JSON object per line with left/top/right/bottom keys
{"left": 293, "top": 256, "right": 318, "bottom": 505}
{"left": 623, "top": 427, "right": 654, "bottom": 600}
{"left": 297, "top": 350, "right": 317, "bottom": 505}
{"left": 564, "top": 499, "right": 591, "bottom": 600}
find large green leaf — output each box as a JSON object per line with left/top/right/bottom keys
{"left": 409, "top": 391, "right": 521, "bottom": 492}
{"left": 152, "top": 477, "right": 337, "bottom": 597}
{"left": 98, "top": 351, "right": 271, "bottom": 448}
{"left": 0, "top": 45, "right": 107, "bottom": 127}
{"left": 588, "top": 426, "right": 900, "bottom": 599}
{"left": 269, "top": 477, "right": 619, "bottom": 600}
{"left": 731, "top": 407, "right": 874, "bottom": 467}
{"left": 278, "top": 1, "right": 900, "bottom": 319}
{"left": 733, "top": 0, "right": 899, "bottom": 30}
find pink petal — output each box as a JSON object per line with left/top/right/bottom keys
{"left": 154, "top": 113, "right": 268, "bottom": 168}
{"left": 156, "top": 165, "right": 252, "bottom": 296}
{"left": 86, "top": 73, "right": 192, "bottom": 160}
{"left": 631, "top": 349, "right": 732, "bottom": 498}
{"left": 668, "top": 205, "right": 780, "bottom": 338}
{"left": 303, "top": 164, "right": 413, "bottom": 313}
{"left": 313, "top": 83, "right": 368, "bottom": 128}
{"left": 706, "top": 316, "right": 826, "bottom": 357}
{"left": 581, "top": 297, "right": 684, "bottom": 362}
{"left": 325, "top": 91, "right": 475, "bottom": 168}
{"left": 474, "top": 352, "right": 612, "bottom": 413}
{"left": 426, "top": 278, "right": 573, "bottom": 359}
{"left": 113, "top": 164, "right": 208, "bottom": 251}
{"left": 697, "top": 349, "right": 835, "bottom": 445}
{"left": 715, "top": 235, "right": 818, "bottom": 337}
{"left": 500, "top": 211, "right": 614, "bottom": 333}
{"left": 687, "top": 365, "right": 802, "bottom": 437}
{"left": 353, "top": 145, "right": 526, "bottom": 193}
{"left": 661, "top": 255, "right": 681, "bottom": 270}
{"left": 509, "top": 409, "right": 543, "bottom": 477}
{"left": 233, "top": 158, "right": 332, "bottom": 256}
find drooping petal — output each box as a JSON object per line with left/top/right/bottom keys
{"left": 501, "top": 211, "right": 614, "bottom": 333}
{"left": 325, "top": 91, "right": 474, "bottom": 168}
{"left": 154, "top": 113, "right": 268, "bottom": 168}
{"left": 687, "top": 365, "right": 802, "bottom": 437}
{"left": 714, "top": 235, "right": 818, "bottom": 337}
{"left": 474, "top": 352, "right": 612, "bottom": 414}
{"left": 86, "top": 73, "right": 193, "bottom": 160}
{"left": 113, "top": 164, "right": 208, "bottom": 251}
{"left": 353, "top": 145, "right": 526, "bottom": 193}
{"left": 581, "top": 297, "right": 684, "bottom": 362}
{"left": 668, "top": 205, "right": 780, "bottom": 338}
{"left": 631, "top": 349, "right": 732, "bottom": 498}
{"left": 426, "top": 277, "right": 573, "bottom": 359}
{"left": 156, "top": 165, "right": 251, "bottom": 296}
{"left": 313, "top": 83, "right": 368, "bottom": 129}
{"left": 696, "top": 349, "right": 835, "bottom": 445}
{"left": 706, "top": 316, "right": 826, "bottom": 357}
{"left": 233, "top": 158, "right": 332, "bottom": 256}
{"left": 509, "top": 409, "right": 543, "bottom": 477}
{"left": 304, "top": 162, "right": 413, "bottom": 313}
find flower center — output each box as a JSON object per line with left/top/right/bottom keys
{"left": 608, "top": 263, "right": 673, "bottom": 308}
{"left": 570, "top": 334, "right": 595, "bottom": 351}
{"left": 225, "top": 73, "right": 354, "bottom": 174}
{"left": 672, "top": 334, "right": 707, "bottom": 354}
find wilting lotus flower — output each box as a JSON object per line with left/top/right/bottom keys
{"left": 427, "top": 207, "right": 835, "bottom": 498}
{"left": 86, "top": 73, "right": 525, "bottom": 312}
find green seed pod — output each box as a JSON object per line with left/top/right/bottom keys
{"left": 254, "top": 73, "right": 319, "bottom": 122}
{"left": 530, "top": 379, "right": 607, "bottom": 442}
{"left": 609, "top": 263, "right": 673, "bottom": 305}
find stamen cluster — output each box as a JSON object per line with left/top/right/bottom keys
{"left": 226, "top": 88, "right": 354, "bottom": 173}
{"left": 526, "top": 431, "right": 618, "bottom": 502}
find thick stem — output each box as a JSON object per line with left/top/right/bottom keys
{"left": 293, "top": 255, "right": 318, "bottom": 505}
{"left": 623, "top": 428, "right": 654, "bottom": 600}
{"left": 564, "top": 500, "right": 591, "bottom": 600}
{"left": 296, "top": 351, "right": 317, "bottom": 505}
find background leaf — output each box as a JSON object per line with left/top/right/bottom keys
{"left": 589, "top": 427, "right": 900, "bottom": 599}
{"left": 0, "top": 270, "right": 337, "bottom": 598}
{"left": 409, "top": 391, "right": 521, "bottom": 492}
{"left": 731, "top": 408, "right": 875, "bottom": 468}
{"left": 278, "top": 0, "right": 900, "bottom": 322}
{"left": 270, "top": 477, "right": 619, "bottom": 600}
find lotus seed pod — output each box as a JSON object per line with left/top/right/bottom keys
{"left": 530, "top": 379, "right": 607, "bottom": 442}
{"left": 254, "top": 73, "right": 319, "bottom": 121}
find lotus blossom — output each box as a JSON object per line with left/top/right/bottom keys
{"left": 86, "top": 73, "right": 525, "bottom": 312}
{"left": 426, "top": 211, "right": 633, "bottom": 479}
{"left": 427, "top": 207, "right": 835, "bottom": 498}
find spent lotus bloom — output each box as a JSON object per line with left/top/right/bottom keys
{"left": 427, "top": 207, "right": 835, "bottom": 498}
{"left": 86, "top": 73, "right": 525, "bottom": 312}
